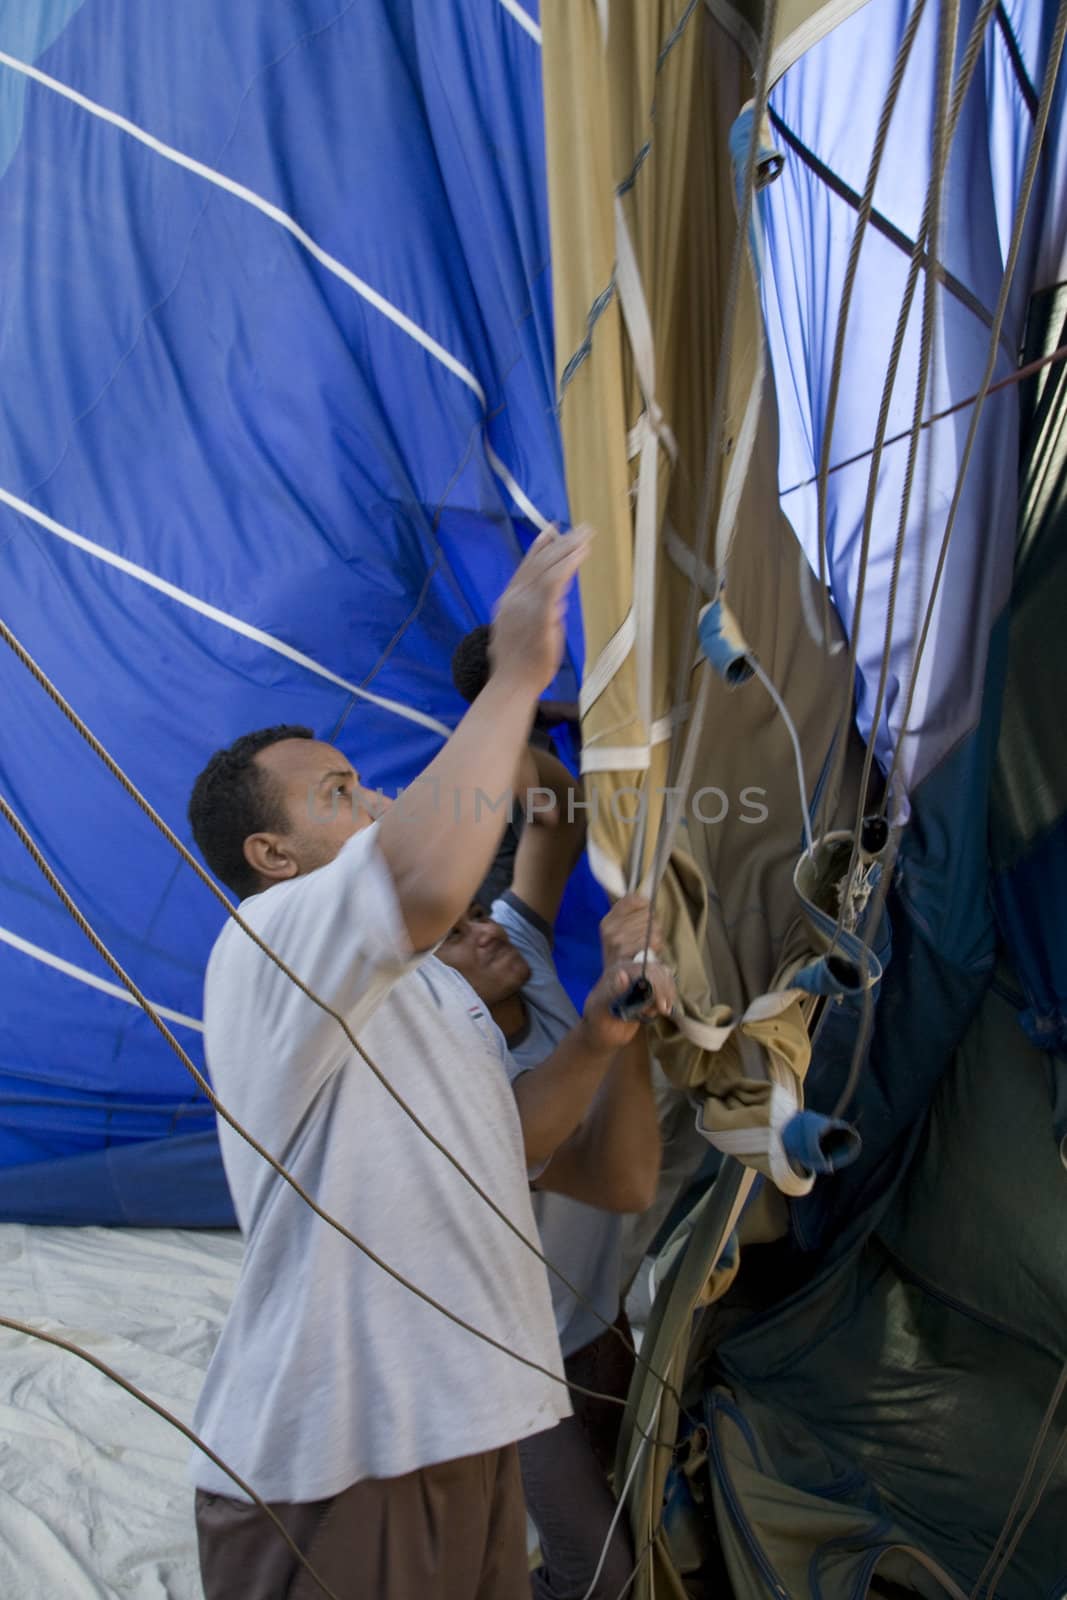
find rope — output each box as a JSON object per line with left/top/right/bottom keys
{"left": 845, "top": 0, "right": 955, "bottom": 773}
{"left": 0, "top": 614, "right": 691, "bottom": 1423}
{"left": 829, "top": 23, "right": 1067, "bottom": 1553}
{"left": 827, "top": 0, "right": 1065, "bottom": 984}
{"left": 780, "top": 339, "right": 1067, "bottom": 499}
{"left": 971, "top": 1361, "right": 1067, "bottom": 1600}
{"left": 811, "top": 0, "right": 930, "bottom": 653}
{"left": 579, "top": 1397, "right": 662, "bottom": 1600}
{"left": 882, "top": 0, "right": 1067, "bottom": 810}
{"left": 828, "top": 825, "right": 900, "bottom": 1121}
{"left": 819, "top": 0, "right": 961, "bottom": 951}
{"left": 699, "top": 0, "right": 779, "bottom": 588}
{"left": 634, "top": 0, "right": 780, "bottom": 968}
{"left": 816, "top": 0, "right": 1003, "bottom": 843}
{"left": 821, "top": 22, "right": 1067, "bottom": 1561}
{"left": 0, "top": 1315, "right": 342, "bottom": 1600}
{"left": 980, "top": 1422, "right": 1067, "bottom": 1599}
{"left": 610, "top": 1534, "right": 655, "bottom": 1600}
{"left": 748, "top": 655, "right": 814, "bottom": 858}
{"left": 0, "top": 789, "right": 659, "bottom": 1422}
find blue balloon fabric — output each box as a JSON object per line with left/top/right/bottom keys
{"left": 0, "top": 0, "right": 608, "bottom": 1223}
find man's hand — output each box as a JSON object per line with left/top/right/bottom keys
{"left": 579, "top": 959, "right": 676, "bottom": 1054}
{"left": 599, "top": 894, "right": 665, "bottom": 970}
{"left": 489, "top": 525, "right": 592, "bottom": 698}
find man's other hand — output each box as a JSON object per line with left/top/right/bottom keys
{"left": 599, "top": 893, "right": 665, "bottom": 971}
{"left": 579, "top": 959, "right": 676, "bottom": 1053}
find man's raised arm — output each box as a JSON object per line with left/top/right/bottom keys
{"left": 376, "top": 526, "right": 591, "bottom": 950}
{"left": 509, "top": 743, "right": 587, "bottom": 929}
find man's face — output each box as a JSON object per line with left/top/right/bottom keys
{"left": 435, "top": 904, "right": 531, "bottom": 1006}
{"left": 248, "top": 738, "right": 387, "bottom": 883}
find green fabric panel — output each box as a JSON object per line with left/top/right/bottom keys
{"left": 707, "top": 1393, "right": 961, "bottom": 1600}
{"left": 703, "top": 977, "right": 1067, "bottom": 1599}
{"left": 880, "top": 970, "right": 1067, "bottom": 1363}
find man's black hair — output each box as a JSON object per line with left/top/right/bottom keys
{"left": 188, "top": 725, "right": 314, "bottom": 900}
{"left": 451, "top": 624, "right": 492, "bottom": 704}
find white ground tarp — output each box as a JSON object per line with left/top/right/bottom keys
{"left": 0, "top": 1224, "right": 563, "bottom": 1596}
{"left": 0, "top": 1225, "right": 241, "bottom": 1599}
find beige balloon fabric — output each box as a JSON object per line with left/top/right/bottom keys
{"left": 541, "top": 0, "right": 871, "bottom": 1203}
{"left": 540, "top": 13, "right": 876, "bottom": 1591}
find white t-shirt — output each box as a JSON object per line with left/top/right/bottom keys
{"left": 190, "top": 828, "right": 569, "bottom": 1504}
{"left": 492, "top": 895, "right": 625, "bottom": 1360}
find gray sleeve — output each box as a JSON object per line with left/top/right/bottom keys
{"left": 490, "top": 893, "right": 554, "bottom": 973}
{"left": 251, "top": 824, "right": 419, "bottom": 1038}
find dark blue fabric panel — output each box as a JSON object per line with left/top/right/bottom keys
{"left": 793, "top": 610, "right": 1009, "bottom": 1256}
{"left": 995, "top": 819, "right": 1067, "bottom": 1051}
{"left": 0, "top": 1131, "right": 236, "bottom": 1227}
{"left": 0, "top": 1069, "right": 214, "bottom": 1164}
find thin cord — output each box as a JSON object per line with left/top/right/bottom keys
{"left": 607, "top": 1169, "right": 748, "bottom": 1600}
{"left": 580, "top": 1399, "right": 661, "bottom": 1600}
{"left": 611, "top": 1534, "right": 655, "bottom": 1600}
{"left": 678, "top": 0, "right": 778, "bottom": 617}
{"left": 830, "top": 14, "right": 1067, "bottom": 1521}
{"left": 700, "top": 1, "right": 780, "bottom": 586}
{"left": 813, "top": 0, "right": 1030, "bottom": 1131}
{"left": 819, "top": 0, "right": 960, "bottom": 961}
{"left": 882, "top": 0, "right": 1067, "bottom": 808}
{"left": 971, "top": 1361, "right": 1067, "bottom": 1600}
{"left": 0, "top": 790, "right": 672, "bottom": 1439}
{"left": 636, "top": 0, "right": 779, "bottom": 965}
{"left": 0, "top": 614, "right": 682, "bottom": 1410}
{"left": 812, "top": 0, "right": 930, "bottom": 652}
{"left": 816, "top": 0, "right": 1002, "bottom": 843}
{"left": 982, "top": 1421, "right": 1067, "bottom": 1599}
{"left": 780, "top": 340, "right": 1067, "bottom": 499}
{"left": 829, "top": 959, "right": 874, "bottom": 1123}
{"left": 849, "top": 0, "right": 957, "bottom": 839}
{"left": 0, "top": 1315, "right": 341, "bottom": 1600}
{"left": 747, "top": 655, "right": 814, "bottom": 858}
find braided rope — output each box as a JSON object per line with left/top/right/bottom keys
{"left": 0, "top": 614, "right": 688, "bottom": 1422}
{"left": 882, "top": 0, "right": 1067, "bottom": 809}
{"left": 812, "top": 0, "right": 930, "bottom": 654}
{"left": 817, "top": 0, "right": 1003, "bottom": 842}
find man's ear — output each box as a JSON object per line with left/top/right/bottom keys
{"left": 243, "top": 832, "right": 298, "bottom": 885}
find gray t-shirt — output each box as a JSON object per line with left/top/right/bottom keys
{"left": 492, "top": 895, "right": 624, "bottom": 1360}
{"left": 190, "top": 828, "right": 568, "bottom": 1504}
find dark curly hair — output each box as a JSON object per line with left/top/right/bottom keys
{"left": 450, "top": 624, "right": 492, "bottom": 704}
{"left": 188, "top": 725, "right": 313, "bottom": 899}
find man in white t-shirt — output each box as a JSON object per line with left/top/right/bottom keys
{"left": 184, "top": 527, "right": 674, "bottom": 1600}
{"left": 436, "top": 744, "right": 665, "bottom": 1600}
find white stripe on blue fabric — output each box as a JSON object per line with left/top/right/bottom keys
{"left": 0, "top": 925, "right": 205, "bottom": 1033}
{"left": 0, "top": 50, "right": 553, "bottom": 537}
{"left": 0, "top": 484, "right": 451, "bottom": 736}
{"left": 496, "top": 0, "right": 542, "bottom": 46}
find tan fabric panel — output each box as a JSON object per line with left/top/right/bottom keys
{"left": 708, "top": 0, "right": 876, "bottom": 84}
{"left": 542, "top": 0, "right": 866, "bottom": 1136}
{"left": 542, "top": 10, "right": 886, "bottom": 1596}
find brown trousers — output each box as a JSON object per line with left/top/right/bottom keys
{"left": 195, "top": 1443, "right": 529, "bottom": 1600}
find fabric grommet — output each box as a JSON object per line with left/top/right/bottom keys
{"left": 697, "top": 598, "right": 754, "bottom": 686}
{"left": 791, "top": 953, "right": 864, "bottom": 999}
